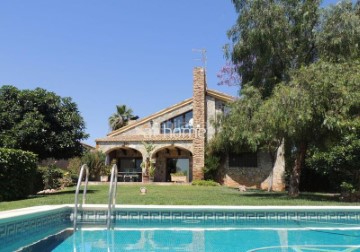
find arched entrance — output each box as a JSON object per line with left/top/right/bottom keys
{"left": 107, "top": 147, "right": 143, "bottom": 182}
{"left": 151, "top": 146, "right": 193, "bottom": 182}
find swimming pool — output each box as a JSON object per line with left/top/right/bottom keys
{"left": 1, "top": 205, "right": 360, "bottom": 251}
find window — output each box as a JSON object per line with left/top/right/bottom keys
{"left": 229, "top": 152, "right": 257, "bottom": 168}
{"left": 160, "top": 110, "right": 193, "bottom": 134}
{"left": 166, "top": 158, "right": 190, "bottom": 182}
{"left": 119, "top": 158, "right": 142, "bottom": 172}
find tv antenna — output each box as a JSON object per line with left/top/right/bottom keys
{"left": 192, "top": 48, "right": 207, "bottom": 70}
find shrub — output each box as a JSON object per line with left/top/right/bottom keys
{"left": 59, "top": 171, "right": 74, "bottom": 188}
{"left": 67, "top": 157, "right": 82, "bottom": 177}
{"left": 203, "top": 154, "right": 220, "bottom": 180}
{"left": 82, "top": 150, "right": 106, "bottom": 181}
{"left": 192, "top": 180, "right": 219, "bottom": 186}
{"left": 340, "top": 182, "right": 355, "bottom": 194}
{"left": 36, "top": 165, "right": 75, "bottom": 190}
{"left": 100, "top": 164, "right": 111, "bottom": 176}
{"left": 171, "top": 172, "right": 186, "bottom": 176}
{"left": 38, "top": 165, "right": 66, "bottom": 190}
{"left": 0, "top": 148, "right": 37, "bottom": 201}
{"left": 70, "top": 174, "right": 79, "bottom": 184}
{"left": 340, "top": 182, "right": 360, "bottom": 202}
{"left": 66, "top": 156, "right": 83, "bottom": 183}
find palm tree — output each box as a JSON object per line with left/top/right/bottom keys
{"left": 108, "top": 104, "right": 135, "bottom": 131}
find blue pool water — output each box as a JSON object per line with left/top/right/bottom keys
{"left": 21, "top": 216, "right": 359, "bottom": 252}
{"left": 3, "top": 207, "right": 360, "bottom": 252}
{"left": 52, "top": 227, "right": 360, "bottom": 252}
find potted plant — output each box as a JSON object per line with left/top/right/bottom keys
{"left": 100, "top": 165, "right": 111, "bottom": 182}
{"left": 141, "top": 158, "right": 150, "bottom": 183}
{"left": 142, "top": 141, "right": 155, "bottom": 183}
{"left": 149, "top": 162, "right": 156, "bottom": 182}
{"left": 170, "top": 171, "right": 187, "bottom": 183}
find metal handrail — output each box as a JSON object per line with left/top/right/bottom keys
{"left": 73, "top": 164, "right": 89, "bottom": 230}
{"left": 107, "top": 164, "right": 118, "bottom": 229}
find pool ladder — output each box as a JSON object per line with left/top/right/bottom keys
{"left": 73, "top": 164, "right": 118, "bottom": 230}
{"left": 73, "top": 164, "right": 89, "bottom": 230}
{"left": 107, "top": 163, "right": 118, "bottom": 229}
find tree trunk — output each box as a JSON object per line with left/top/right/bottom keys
{"left": 267, "top": 140, "right": 282, "bottom": 192}
{"left": 267, "top": 150, "right": 276, "bottom": 192}
{"left": 288, "top": 142, "right": 307, "bottom": 197}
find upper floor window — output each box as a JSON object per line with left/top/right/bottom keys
{"left": 160, "top": 110, "right": 193, "bottom": 134}
{"left": 229, "top": 152, "right": 258, "bottom": 168}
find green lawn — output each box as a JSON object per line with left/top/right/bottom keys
{"left": 0, "top": 185, "right": 358, "bottom": 211}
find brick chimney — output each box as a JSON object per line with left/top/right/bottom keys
{"left": 192, "top": 67, "right": 206, "bottom": 180}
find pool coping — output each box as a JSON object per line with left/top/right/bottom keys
{"left": 2, "top": 204, "right": 360, "bottom": 220}
{"left": 0, "top": 205, "right": 71, "bottom": 220}
{"left": 2, "top": 204, "right": 360, "bottom": 250}
{"left": 2, "top": 206, "right": 360, "bottom": 252}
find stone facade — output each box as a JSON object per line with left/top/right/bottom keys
{"left": 96, "top": 67, "right": 285, "bottom": 190}
{"left": 222, "top": 146, "right": 285, "bottom": 192}
{"left": 116, "top": 101, "right": 193, "bottom": 137}
{"left": 98, "top": 140, "right": 193, "bottom": 163}
{"left": 223, "top": 152, "right": 273, "bottom": 188}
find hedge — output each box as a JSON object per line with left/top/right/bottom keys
{"left": 0, "top": 148, "right": 38, "bottom": 201}
{"left": 191, "top": 179, "right": 220, "bottom": 186}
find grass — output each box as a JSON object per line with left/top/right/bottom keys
{"left": 0, "top": 184, "right": 359, "bottom": 211}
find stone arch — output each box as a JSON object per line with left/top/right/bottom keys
{"left": 107, "top": 147, "right": 143, "bottom": 182}
{"left": 104, "top": 145, "right": 142, "bottom": 155}
{"left": 106, "top": 146, "right": 143, "bottom": 160}
{"left": 151, "top": 145, "right": 193, "bottom": 182}
{"left": 151, "top": 145, "right": 192, "bottom": 158}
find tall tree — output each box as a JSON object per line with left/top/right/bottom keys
{"left": 228, "top": 0, "right": 320, "bottom": 97}
{"left": 214, "top": 60, "right": 360, "bottom": 196}
{"left": 215, "top": 0, "right": 360, "bottom": 196}
{"left": 0, "top": 86, "right": 88, "bottom": 159}
{"left": 271, "top": 61, "right": 359, "bottom": 196}
{"left": 316, "top": 0, "right": 360, "bottom": 62}
{"left": 301, "top": 0, "right": 360, "bottom": 192}
{"left": 108, "top": 104, "right": 135, "bottom": 131}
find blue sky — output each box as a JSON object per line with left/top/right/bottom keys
{"left": 0, "top": 0, "right": 344, "bottom": 145}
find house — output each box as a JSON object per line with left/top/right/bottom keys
{"left": 96, "top": 67, "right": 285, "bottom": 191}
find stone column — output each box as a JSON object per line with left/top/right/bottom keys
{"left": 192, "top": 67, "right": 206, "bottom": 180}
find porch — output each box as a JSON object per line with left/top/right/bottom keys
{"left": 106, "top": 145, "right": 193, "bottom": 183}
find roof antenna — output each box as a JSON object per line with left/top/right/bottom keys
{"left": 192, "top": 48, "right": 207, "bottom": 71}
